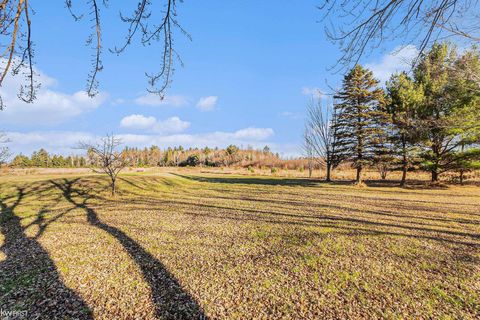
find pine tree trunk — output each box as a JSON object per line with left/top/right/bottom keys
{"left": 356, "top": 166, "right": 362, "bottom": 184}
{"left": 326, "top": 163, "right": 332, "bottom": 182}
{"left": 459, "top": 143, "right": 465, "bottom": 185}
{"left": 400, "top": 167, "right": 407, "bottom": 187}
{"left": 380, "top": 167, "right": 388, "bottom": 180}
{"left": 431, "top": 139, "right": 441, "bottom": 183}
{"left": 400, "top": 137, "right": 407, "bottom": 187}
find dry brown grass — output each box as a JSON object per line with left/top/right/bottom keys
{"left": 0, "top": 169, "right": 479, "bottom": 319}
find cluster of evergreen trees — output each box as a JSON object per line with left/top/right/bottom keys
{"left": 113, "top": 145, "right": 278, "bottom": 168}
{"left": 10, "top": 145, "right": 280, "bottom": 169}
{"left": 11, "top": 149, "right": 87, "bottom": 168}
{"left": 321, "top": 43, "right": 480, "bottom": 184}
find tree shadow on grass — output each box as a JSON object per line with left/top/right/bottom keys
{"left": 127, "top": 196, "right": 479, "bottom": 247}
{"left": 169, "top": 190, "right": 480, "bottom": 225}
{"left": 171, "top": 173, "right": 325, "bottom": 187}
{"left": 50, "top": 178, "right": 206, "bottom": 320}
{"left": 0, "top": 185, "right": 93, "bottom": 319}
{"left": 113, "top": 176, "right": 479, "bottom": 245}
{"left": 171, "top": 173, "right": 441, "bottom": 189}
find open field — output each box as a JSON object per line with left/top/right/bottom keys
{"left": 0, "top": 169, "right": 479, "bottom": 319}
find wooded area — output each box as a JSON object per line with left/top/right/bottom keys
{"left": 305, "top": 43, "right": 480, "bottom": 184}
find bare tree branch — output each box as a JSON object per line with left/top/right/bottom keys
{"left": 111, "top": 0, "right": 189, "bottom": 97}
{"left": 320, "top": 0, "right": 480, "bottom": 70}
{"left": 1, "top": 0, "right": 188, "bottom": 108}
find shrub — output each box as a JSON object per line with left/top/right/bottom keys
{"left": 271, "top": 167, "right": 278, "bottom": 174}
{"left": 180, "top": 154, "right": 200, "bottom": 167}
{"left": 226, "top": 145, "right": 239, "bottom": 155}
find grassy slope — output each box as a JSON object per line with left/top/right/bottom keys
{"left": 0, "top": 171, "right": 479, "bottom": 319}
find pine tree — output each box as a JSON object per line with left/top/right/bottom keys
{"left": 386, "top": 72, "right": 424, "bottom": 186}
{"left": 333, "top": 65, "right": 387, "bottom": 183}
{"left": 414, "top": 43, "right": 480, "bottom": 182}
{"left": 31, "top": 149, "right": 49, "bottom": 167}
{"left": 11, "top": 154, "right": 30, "bottom": 167}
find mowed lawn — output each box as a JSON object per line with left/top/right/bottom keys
{"left": 0, "top": 171, "right": 479, "bottom": 319}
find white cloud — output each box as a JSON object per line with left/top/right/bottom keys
{"left": 6, "top": 131, "right": 95, "bottom": 156}
{"left": 366, "top": 45, "right": 419, "bottom": 83}
{"left": 279, "top": 111, "right": 303, "bottom": 120}
{"left": 134, "top": 93, "right": 189, "bottom": 107}
{"left": 196, "top": 96, "right": 218, "bottom": 111}
{"left": 117, "top": 129, "right": 275, "bottom": 150}
{"left": 0, "top": 60, "right": 107, "bottom": 125}
{"left": 6, "top": 127, "right": 277, "bottom": 157}
{"left": 301, "top": 87, "right": 323, "bottom": 98}
{"left": 111, "top": 98, "right": 126, "bottom": 106}
{"left": 119, "top": 114, "right": 190, "bottom": 134}
{"left": 155, "top": 117, "right": 191, "bottom": 134}
{"left": 231, "top": 127, "right": 274, "bottom": 140}
{"left": 120, "top": 114, "right": 157, "bottom": 129}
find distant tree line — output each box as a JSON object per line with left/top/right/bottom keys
{"left": 8, "top": 145, "right": 283, "bottom": 169}
{"left": 11, "top": 149, "right": 88, "bottom": 168}
{"left": 106, "top": 145, "right": 279, "bottom": 168}
{"left": 305, "top": 43, "right": 480, "bottom": 185}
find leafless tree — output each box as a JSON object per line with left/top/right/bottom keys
{"left": 303, "top": 126, "right": 316, "bottom": 178}
{"left": 303, "top": 94, "right": 342, "bottom": 181}
{"left": 320, "top": 0, "right": 480, "bottom": 69}
{"left": 78, "top": 134, "right": 128, "bottom": 196}
{"left": 0, "top": 132, "right": 10, "bottom": 165}
{"left": 0, "top": 0, "right": 187, "bottom": 109}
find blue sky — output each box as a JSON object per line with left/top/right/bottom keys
{"left": 1, "top": 1, "right": 417, "bottom": 157}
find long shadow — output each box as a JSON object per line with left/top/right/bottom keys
{"left": 0, "top": 185, "right": 93, "bottom": 319}
{"left": 122, "top": 196, "right": 479, "bottom": 247}
{"left": 51, "top": 179, "right": 206, "bottom": 319}
{"left": 173, "top": 179, "right": 480, "bottom": 209}
{"left": 110, "top": 196, "right": 478, "bottom": 247}
{"left": 131, "top": 195, "right": 480, "bottom": 240}
{"left": 119, "top": 176, "right": 150, "bottom": 191}
{"left": 116, "top": 178, "right": 480, "bottom": 239}
{"left": 174, "top": 173, "right": 479, "bottom": 191}
{"left": 173, "top": 191, "right": 480, "bottom": 226}
{"left": 172, "top": 173, "right": 325, "bottom": 187}
{"left": 107, "top": 176, "right": 480, "bottom": 245}
{"left": 171, "top": 173, "right": 401, "bottom": 188}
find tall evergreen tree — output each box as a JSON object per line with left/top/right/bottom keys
{"left": 414, "top": 43, "right": 480, "bottom": 182}
{"left": 333, "top": 65, "right": 387, "bottom": 183}
{"left": 31, "top": 149, "right": 49, "bottom": 167}
{"left": 11, "top": 154, "right": 31, "bottom": 167}
{"left": 386, "top": 72, "right": 424, "bottom": 186}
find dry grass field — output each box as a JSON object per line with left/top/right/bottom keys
{"left": 0, "top": 169, "right": 479, "bottom": 319}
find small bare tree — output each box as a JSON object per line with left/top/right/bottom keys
{"left": 303, "top": 94, "right": 342, "bottom": 182}
{"left": 0, "top": 132, "right": 11, "bottom": 165}
{"left": 78, "top": 134, "right": 128, "bottom": 196}
{"left": 303, "top": 126, "right": 316, "bottom": 178}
